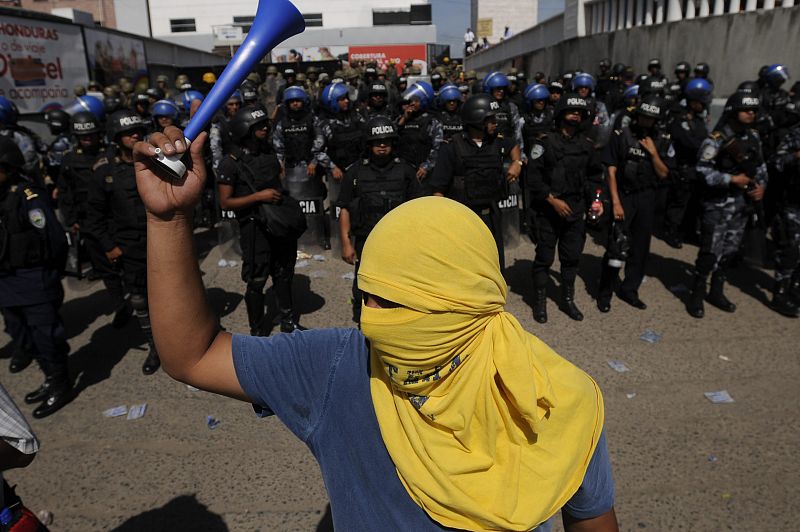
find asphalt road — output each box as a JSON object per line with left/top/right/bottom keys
{"left": 1, "top": 223, "right": 798, "bottom": 531}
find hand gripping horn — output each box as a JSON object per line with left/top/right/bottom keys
{"left": 153, "top": 0, "right": 305, "bottom": 178}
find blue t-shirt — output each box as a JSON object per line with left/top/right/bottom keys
{"left": 233, "top": 328, "right": 614, "bottom": 531}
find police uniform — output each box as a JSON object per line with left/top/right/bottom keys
{"left": 217, "top": 145, "right": 300, "bottom": 334}
{"left": 770, "top": 125, "right": 800, "bottom": 315}
{"left": 430, "top": 131, "right": 515, "bottom": 268}
{"left": 0, "top": 175, "right": 71, "bottom": 418}
{"left": 491, "top": 98, "right": 524, "bottom": 148}
{"left": 438, "top": 109, "right": 464, "bottom": 141}
{"left": 664, "top": 109, "right": 709, "bottom": 245}
{"left": 396, "top": 110, "right": 444, "bottom": 195}
{"left": 528, "top": 128, "right": 603, "bottom": 320}
{"left": 85, "top": 148, "right": 159, "bottom": 367}
{"left": 45, "top": 133, "right": 73, "bottom": 188}
{"left": 599, "top": 119, "right": 676, "bottom": 307}
{"left": 336, "top": 156, "right": 416, "bottom": 321}
{"left": 319, "top": 112, "right": 366, "bottom": 173}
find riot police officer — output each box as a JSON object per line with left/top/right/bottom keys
{"left": 150, "top": 99, "right": 181, "bottom": 133}
{"left": 396, "top": 81, "right": 443, "bottom": 195}
{"left": 86, "top": 110, "right": 161, "bottom": 374}
{"left": 596, "top": 58, "right": 614, "bottom": 103}
{"left": 337, "top": 116, "right": 416, "bottom": 322}
{"left": 527, "top": 95, "right": 604, "bottom": 323}
{"left": 598, "top": 95, "right": 675, "bottom": 312}
{"left": 667, "top": 61, "right": 692, "bottom": 107}
{"left": 647, "top": 58, "right": 669, "bottom": 88}
{"left": 663, "top": 78, "right": 713, "bottom": 249}
{"left": 571, "top": 73, "right": 611, "bottom": 146}
{"left": 217, "top": 107, "right": 306, "bottom": 335}
{"left": 687, "top": 93, "right": 767, "bottom": 318}
{"left": 769, "top": 123, "right": 800, "bottom": 317}
{"left": 521, "top": 83, "right": 554, "bottom": 147}
{"left": 364, "top": 82, "right": 394, "bottom": 120}
{"left": 0, "top": 96, "right": 44, "bottom": 184}
{"left": 0, "top": 137, "right": 72, "bottom": 418}
{"left": 58, "top": 112, "right": 130, "bottom": 325}
{"left": 437, "top": 84, "right": 464, "bottom": 141}
{"left": 610, "top": 85, "right": 639, "bottom": 130}
{"left": 483, "top": 72, "right": 524, "bottom": 148}
{"left": 43, "top": 109, "right": 73, "bottom": 190}
{"left": 430, "top": 94, "right": 523, "bottom": 269}
{"left": 319, "top": 82, "right": 367, "bottom": 183}
{"left": 210, "top": 91, "right": 242, "bottom": 174}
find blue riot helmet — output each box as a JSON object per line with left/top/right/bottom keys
{"left": 402, "top": 81, "right": 433, "bottom": 110}
{"left": 623, "top": 84, "right": 639, "bottom": 106}
{"left": 63, "top": 95, "right": 105, "bottom": 121}
{"left": 765, "top": 64, "right": 790, "bottom": 88}
{"left": 151, "top": 99, "right": 181, "bottom": 121}
{"left": 0, "top": 96, "right": 19, "bottom": 125}
{"left": 180, "top": 90, "right": 205, "bottom": 112}
{"left": 438, "top": 84, "right": 461, "bottom": 104}
{"left": 523, "top": 83, "right": 551, "bottom": 109}
{"left": 571, "top": 73, "right": 595, "bottom": 91}
{"left": 684, "top": 78, "right": 713, "bottom": 105}
{"left": 483, "top": 71, "right": 510, "bottom": 93}
{"left": 322, "top": 82, "right": 350, "bottom": 113}
{"left": 283, "top": 86, "right": 310, "bottom": 105}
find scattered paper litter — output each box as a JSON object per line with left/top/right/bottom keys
{"left": 295, "top": 260, "right": 309, "bottom": 268}
{"left": 708, "top": 454, "right": 718, "bottom": 462}
{"left": 607, "top": 360, "right": 630, "bottom": 373}
{"left": 310, "top": 270, "right": 329, "bottom": 279}
{"left": 127, "top": 403, "right": 147, "bottom": 420}
{"left": 187, "top": 385, "right": 200, "bottom": 392}
{"left": 718, "top": 355, "right": 731, "bottom": 362}
{"left": 639, "top": 329, "right": 662, "bottom": 344}
{"left": 626, "top": 393, "right": 637, "bottom": 400}
{"left": 704, "top": 390, "right": 734, "bottom": 404}
{"left": 297, "top": 250, "right": 312, "bottom": 260}
{"left": 217, "top": 259, "right": 228, "bottom": 268}
{"left": 341, "top": 272, "right": 355, "bottom": 280}
{"left": 312, "top": 254, "right": 326, "bottom": 262}
{"left": 206, "top": 415, "right": 221, "bottom": 430}
{"left": 103, "top": 405, "right": 127, "bottom": 418}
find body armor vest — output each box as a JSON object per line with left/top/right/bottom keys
{"left": 281, "top": 112, "right": 315, "bottom": 167}
{"left": 491, "top": 99, "right": 514, "bottom": 139}
{"left": 397, "top": 112, "right": 434, "bottom": 166}
{"left": 449, "top": 133, "right": 506, "bottom": 205}
{"left": 541, "top": 133, "right": 593, "bottom": 200}
{"left": 0, "top": 183, "right": 51, "bottom": 271}
{"left": 350, "top": 159, "right": 408, "bottom": 236}
{"left": 438, "top": 111, "right": 463, "bottom": 140}
{"left": 329, "top": 114, "right": 364, "bottom": 168}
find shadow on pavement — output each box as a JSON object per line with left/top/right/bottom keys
{"left": 110, "top": 494, "right": 228, "bottom": 532}
{"left": 60, "top": 287, "right": 115, "bottom": 339}
{"left": 316, "top": 504, "right": 333, "bottom": 532}
{"left": 643, "top": 252, "right": 695, "bottom": 305}
{"left": 726, "top": 259, "right": 774, "bottom": 307}
{"left": 69, "top": 321, "right": 145, "bottom": 396}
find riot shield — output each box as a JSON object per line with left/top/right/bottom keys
{"left": 498, "top": 180, "right": 522, "bottom": 250}
{"left": 285, "top": 162, "right": 330, "bottom": 249}
{"left": 326, "top": 170, "right": 343, "bottom": 251}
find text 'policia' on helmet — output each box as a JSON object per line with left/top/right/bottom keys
{"left": 151, "top": 100, "right": 180, "bottom": 121}
{"left": 229, "top": 106, "right": 269, "bottom": 142}
{"left": 283, "top": 86, "right": 309, "bottom": 104}
{"left": 321, "top": 82, "right": 349, "bottom": 114}
{"left": 45, "top": 109, "right": 70, "bottom": 133}
{"left": 674, "top": 61, "right": 691, "bottom": 74}
{"left": 368, "top": 82, "right": 389, "bottom": 96}
{"left": 636, "top": 95, "right": 663, "bottom": 119}
{"left": 724, "top": 92, "right": 760, "bottom": 113}
{"left": 523, "top": 83, "right": 550, "bottom": 104}
{"left": 365, "top": 115, "right": 398, "bottom": 142}
{"left": 483, "top": 71, "right": 510, "bottom": 91}
{"left": 461, "top": 93, "right": 496, "bottom": 127}
{"left": 554, "top": 93, "right": 590, "bottom": 119}
{"left": 108, "top": 110, "right": 148, "bottom": 140}
{"left": 71, "top": 112, "right": 102, "bottom": 136}
{"left": 684, "top": 78, "right": 713, "bottom": 103}
{"left": 438, "top": 84, "right": 461, "bottom": 103}
{"left": 0, "top": 136, "right": 25, "bottom": 170}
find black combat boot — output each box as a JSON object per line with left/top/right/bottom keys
{"left": 769, "top": 278, "right": 800, "bottom": 318}
{"left": 8, "top": 347, "right": 33, "bottom": 374}
{"left": 596, "top": 262, "right": 617, "bottom": 313}
{"left": 280, "top": 311, "right": 307, "bottom": 333}
{"left": 562, "top": 283, "right": 583, "bottom": 321}
{"left": 789, "top": 272, "right": 800, "bottom": 306}
{"left": 686, "top": 274, "right": 706, "bottom": 318}
{"left": 142, "top": 349, "right": 161, "bottom": 375}
{"left": 532, "top": 288, "right": 548, "bottom": 323}
{"left": 707, "top": 270, "right": 736, "bottom": 312}
{"left": 32, "top": 370, "right": 73, "bottom": 418}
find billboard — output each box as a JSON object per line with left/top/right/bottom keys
{"left": 272, "top": 46, "right": 349, "bottom": 63}
{"left": 0, "top": 16, "right": 88, "bottom": 113}
{"left": 83, "top": 27, "right": 147, "bottom": 88}
{"left": 348, "top": 44, "right": 428, "bottom": 75}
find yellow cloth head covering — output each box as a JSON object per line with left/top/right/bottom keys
{"left": 359, "top": 197, "right": 604, "bottom": 531}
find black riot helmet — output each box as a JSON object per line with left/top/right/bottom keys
{"left": 107, "top": 109, "right": 148, "bottom": 140}
{"left": 611, "top": 63, "right": 626, "bottom": 77}
{"left": 724, "top": 92, "right": 760, "bottom": 113}
{"left": 145, "top": 87, "right": 164, "bottom": 100}
{"left": 229, "top": 106, "right": 270, "bottom": 142}
{"left": 461, "top": 94, "right": 497, "bottom": 128}
{"left": 694, "top": 63, "right": 710, "bottom": 79}
{"left": 737, "top": 80, "right": 759, "bottom": 95}
{"left": 365, "top": 115, "right": 398, "bottom": 143}
{"left": 554, "top": 93, "right": 590, "bottom": 122}
{"left": 103, "top": 96, "right": 123, "bottom": 114}
{"left": 0, "top": 136, "right": 25, "bottom": 171}
{"left": 71, "top": 111, "right": 102, "bottom": 136}
{"left": 368, "top": 82, "right": 389, "bottom": 96}
{"left": 674, "top": 61, "right": 691, "bottom": 75}
{"left": 635, "top": 95, "right": 664, "bottom": 119}
{"left": 44, "top": 109, "right": 70, "bottom": 135}
{"left": 240, "top": 82, "right": 259, "bottom": 105}
{"left": 599, "top": 58, "right": 611, "bottom": 70}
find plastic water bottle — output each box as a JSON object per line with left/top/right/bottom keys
{"left": 588, "top": 188, "right": 603, "bottom": 223}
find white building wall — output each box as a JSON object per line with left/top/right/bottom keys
{"left": 148, "top": 0, "right": 429, "bottom": 37}
{"left": 476, "top": 0, "right": 538, "bottom": 44}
